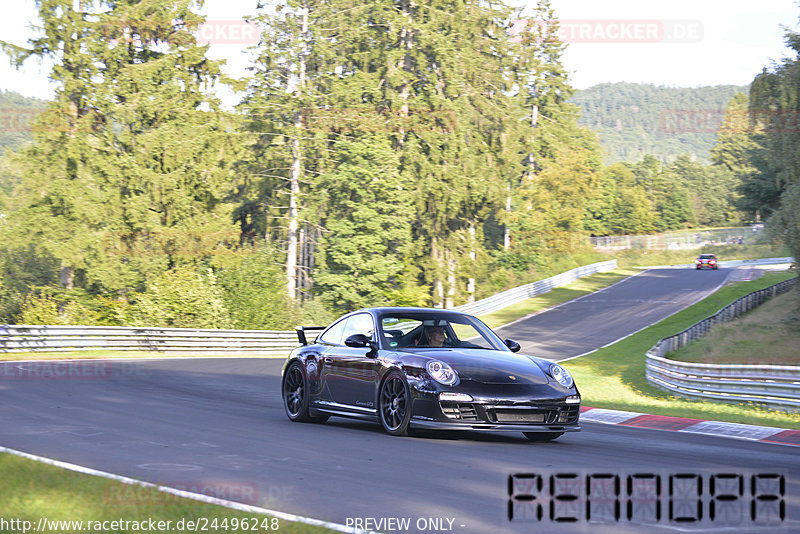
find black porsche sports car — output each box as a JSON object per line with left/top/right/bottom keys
{"left": 281, "top": 307, "right": 581, "bottom": 441}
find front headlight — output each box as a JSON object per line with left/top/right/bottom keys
{"left": 426, "top": 360, "right": 458, "bottom": 386}
{"left": 549, "top": 363, "right": 574, "bottom": 388}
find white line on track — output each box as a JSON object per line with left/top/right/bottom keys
{"left": 0, "top": 445, "right": 376, "bottom": 534}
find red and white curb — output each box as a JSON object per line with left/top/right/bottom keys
{"left": 580, "top": 406, "right": 800, "bottom": 447}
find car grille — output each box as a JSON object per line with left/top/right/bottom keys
{"left": 488, "top": 404, "right": 581, "bottom": 425}
{"left": 440, "top": 402, "right": 580, "bottom": 425}
{"left": 490, "top": 408, "right": 556, "bottom": 424}
{"left": 441, "top": 403, "right": 479, "bottom": 421}
{"left": 558, "top": 405, "right": 580, "bottom": 423}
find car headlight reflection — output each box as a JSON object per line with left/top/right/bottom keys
{"left": 549, "top": 363, "right": 574, "bottom": 388}
{"left": 426, "top": 360, "right": 458, "bottom": 386}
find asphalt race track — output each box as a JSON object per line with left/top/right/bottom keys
{"left": 1, "top": 267, "right": 798, "bottom": 534}
{"left": 495, "top": 267, "right": 731, "bottom": 360}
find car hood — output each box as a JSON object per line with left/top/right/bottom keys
{"left": 402, "top": 348, "right": 551, "bottom": 385}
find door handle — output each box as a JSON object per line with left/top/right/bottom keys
{"left": 323, "top": 357, "right": 333, "bottom": 364}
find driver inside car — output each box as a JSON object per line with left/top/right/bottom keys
{"left": 424, "top": 326, "right": 447, "bottom": 347}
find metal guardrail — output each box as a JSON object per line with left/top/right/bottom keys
{"left": 646, "top": 277, "right": 800, "bottom": 410}
{"left": 454, "top": 260, "right": 617, "bottom": 316}
{"left": 0, "top": 325, "right": 298, "bottom": 354}
{"left": 1, "top": 260, "right": 619, "bottom": 354}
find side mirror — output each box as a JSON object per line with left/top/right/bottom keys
{"left": 504, "top": 339, "right": 521, "bottom": 353}
{"left": 345, "top": 334, "right": 371, "bottom": 348}
{"left": 345, "top": 334, "right": 378, "bottom": 357}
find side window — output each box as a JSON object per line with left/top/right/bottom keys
{"left": 318, "top": 318, "right": 347, "bottom": 346}
{"left": 341, "top": 313, "right": 375, "bottom": 342}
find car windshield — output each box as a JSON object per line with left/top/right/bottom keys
{"left": 699, "top": 254, "right": 715, "bottom": 259}
{"left": 378, "top": 311, "right": 507, "bottom": 351}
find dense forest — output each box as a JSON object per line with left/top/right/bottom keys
{"left": 571, "top": 83, "right": 748, "bottom": 164}
{"left": 0, "top": 0, "right": 796, "bottom": 329}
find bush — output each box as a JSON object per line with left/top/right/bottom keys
{"left": 130, "top": 267, "right": 231, "bottom": 329}
{"left": 18, "top": 290, "right": 103, "bottom": 325}
{"left": 216, "top": 248, "right": 335, "bottom": 329}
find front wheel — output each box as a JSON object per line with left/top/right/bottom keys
{"left": 523, "top": 432, "right": 564, "bottom": 442}
{"left": 282, "top": 362, "right": 328, "bottom": 423}
{"left": 379, "top": 371, "right": 412, "bottom": 436}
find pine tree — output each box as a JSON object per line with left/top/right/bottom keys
{"left": 2, "top": 0, "right": 240, "bottom": 296}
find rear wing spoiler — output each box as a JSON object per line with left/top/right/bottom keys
{"left": 295, "top": 326, "right": 327, "bottom": 346}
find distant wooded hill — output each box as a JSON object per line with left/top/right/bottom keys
{"left": 571, "top": 82, "right": 748, "bottom": 164}
{"left": 0, "top": 90, "right": 47, "bottom": 153}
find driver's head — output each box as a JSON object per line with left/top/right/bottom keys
{"left": 426, "top": 326, "right": 446, "bottom": 347}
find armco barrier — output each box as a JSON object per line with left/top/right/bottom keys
{"left": 454, "top": 260, "right": 617, "bottom": 316}
{"left": 1, "top": 260, "right": 618, "bottom": 354}
{"left": 0, "top": 325, "right": 298, "bottom": 354}
{"left": 645, "top": 277, "right": 800, "bottom": 411}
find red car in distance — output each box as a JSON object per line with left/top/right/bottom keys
{"left": 695, "top": 253, "right": 719, "bottom": 270}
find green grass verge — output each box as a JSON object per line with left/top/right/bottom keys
{"left": 564, "top": 271, "right": 800, "bottom": 429}
{"left": 670, "top": 286, "right": 800, "bottom": 366}
{"left": 0, "top": 452, "right": 333, "bottom": 533}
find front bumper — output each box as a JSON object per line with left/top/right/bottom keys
{"left": 409, "top": 393, "right": 581, "bottom": 432}
{"left": 410, "top": 419, "right": 581, "bottom": 432}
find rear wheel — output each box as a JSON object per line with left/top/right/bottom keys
{"left": 282, "top": 362, "right": 328, "bottom": 423}
{"left": 379, "top": 371, "right": 412, "bottom": 436}
{"left": 523, "top": 432, "right": 564, "bottom": 442}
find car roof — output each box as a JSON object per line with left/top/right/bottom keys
{"left": 355, "top": 307, "right": 471, "bottom": 315}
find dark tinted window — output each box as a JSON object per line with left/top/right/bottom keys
{"left": 378, "top": 312, "right": 506, "bottom": 351}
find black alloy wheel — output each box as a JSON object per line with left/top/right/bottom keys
{"left": 282, "top": 362, "right": 327, "bottom": 423}
{"left": 379, "top": 371, "right": 412, "bottom": 436}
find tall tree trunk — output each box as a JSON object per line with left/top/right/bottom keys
{"left": 287, "top": 114, "right": 301, "bottom": 301}
{"left": 396, "top": 0, "right": 412, "bottom": 146}
{"left": 431, "top": 236, "right": 443, "bottom": 308}
{"left": 504, "top": 191, "right": 511, "bottom": 250}
{"left": 286, "top": 4, "right": 309, "bottom": 302}
{"left": 59, "top": 264, "right": 74, "bottom": 290}
{"left": 467, "top": 223, "right": 476, "bottom": 303}
{"left": 445, "top": 249, "right": 456, "bottom": 309}
{"left": 528, "top": 102, "right": 538, "bottom": 181}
